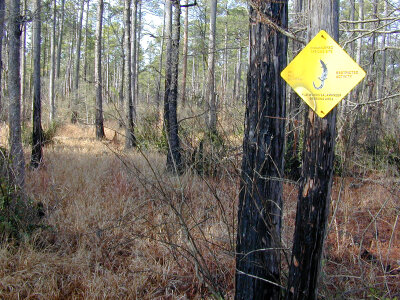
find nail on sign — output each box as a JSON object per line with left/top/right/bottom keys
{"left": 281, "top": 30, "right": 366, "bottom": 118}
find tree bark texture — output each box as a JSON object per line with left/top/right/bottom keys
{"left": 95, "top": 0, "right": 105, "bottom": 139}
{"left": 83, "top": 0, "right": 90, "bottom": 81}
{"left": 31, "top": 0, "right": 43, "bottom": 169}
{"left": 164, "top": 0, "right": 183, "bottom": 174}
{"left": 235, "top": 1, "right": 288, "bottom": 299}
{"left": 8, "top": 0, "right": 25, "bottom": 186}
{"left": 131, "top": 0, "right": 138, "bottom": 108}
{"left": 71, "top": 0, "right": 85, "bottom": 123}
{"left": 206, "top": 0, "right": 217, "bottom": 133}
{"left": 0, "top": 0, "right": 5, "bottom": 112}
{"left": 56, "top": 0, "right": 66, "bottom": 78}
{"left": 21, "top": 0, "right": 28, "bottom": 121}
{"left": 285, "top": 1, "right": 339, "bottom": 299}
{"left": 124, "top": 0, "right": 136, "bottom": 148}
{"left": 49, "top": 0, "right": 57, "bottom": 121}
{"left": 180, "top": 0, "right": 189, "bottom": 107}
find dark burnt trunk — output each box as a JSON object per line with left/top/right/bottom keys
{"left": 235, "top": 1, "right": 288, "bottom": 299}
{"left": 285, "top": 1, "right": 339, "bottom": 299}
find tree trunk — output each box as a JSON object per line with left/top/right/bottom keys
{"left": 8, "top": 0, "right": 25, "bottom": 186}
{"left": 233, "top": 45, "right": 242, "bottom": 102}
{"left": 95, "top": 0, "right": 105, "bottom": 139}
{"left": 222, "top": 2, "right": 228, "bottom": 103}
{"left": 131, "top": 0, "right": 138, "bottom": 108}
{"left": 354, "top": 0, "right": 364, "bottom": 101}
{"left": 0, "top": 0, "right": 5, "bottom": 113}
{"left": 235, "top": 1, "right": 288, "bottom": 299}
{"left": 181, "top": 0, "right": 189, "bottom": 107}
{"left": 49, "top": 0, "right": 57, "bottom": 122}
{"left": 155, "top": 4, "right": 166, "bottom": 108}
{"left": 285, "top": 1, "right": 339, "bottom": 299}
{"left": 164, "top": 0, "right": 183, "bottom": 174}
{"left": 31, "top": 0, "right": 43, "bottom": 169}
{"left": 135, "top": 0, "right": 142, "bottom": 103}
{"left": 285, "top": 0, "right": 303, "bottom": 180}
{"left": 119, "top": 30, "right": 125, "bottom": 126}
{"left": 83, "top": 0, "right": 91, "bottom": 81}
{"left": 56, "top": 0, "right": 66, "bottom": 78}
{"left": 124, "top": 0, "right": 136, "bottom": 148}
{"left": 206, "top": 0, "right": 217, "bottom": 133}
{"left": 71, "top": 0, "right": 85, "bottom": 123}
{"left": 20, "top": 0, "right": 27, "bottom": 122}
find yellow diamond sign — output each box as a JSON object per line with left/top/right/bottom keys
{"left": 281, "top": 30, "right": 366, "bottom": 118}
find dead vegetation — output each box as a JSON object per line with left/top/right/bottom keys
{"left": 0, "top": 122, "right": 399, "bottom": 299}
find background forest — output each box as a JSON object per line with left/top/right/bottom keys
{"left": 0, "top": 0, "right": 399, "bottom": 299}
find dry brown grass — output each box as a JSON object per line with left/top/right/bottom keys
{"left": 0, "top": 122, "right": 399, "bottom": 299}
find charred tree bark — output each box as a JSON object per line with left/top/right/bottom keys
{"left": 49, "top": 0, "right": 57, "bottom": 122}
{"left": 8, "top": 0, "right": 25, "bottom": 186}
{"left": 235, "top": 1, "right": 288, "bottom": 299}
{"left": 95, "top": 0, "right": 105, "bottom": 139}
{"left": 206, "top": 0, "right": 217, "bottom": 133}
{"left": 164, "top": 0, "right": 183, "bottom": 174}
{"left": 285, "top": 1, "right": 339, "bottom": 299}
{"left": 31, "top": 0, "right": 43, "bottom": 169}
{"left": 0, "top": 0, "right": 5, "bottom": 112}
{"left": 124, "top": 0, "right": 136, "bottom": 148}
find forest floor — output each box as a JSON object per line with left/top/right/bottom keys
{"left": 0, "top": 122, "right": 399, "bottom": 299}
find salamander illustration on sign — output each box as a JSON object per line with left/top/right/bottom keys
{"left": 313, "top": 60, "right": 328, "bottom": 90}
{"left": 280, "top": 30, "right": 366, "bottom": 118}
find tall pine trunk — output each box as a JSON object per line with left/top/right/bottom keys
{"left": 164, "top": 0, "right": 182, "bottom": 174}
{"left": 31, "top": 0, "right": 43, "bottom": 169}
{"left": 206, "top": 0, "right": 217, "bottom": 133}
{"left": 285, "top": 1, "right": 339, "bottom": 299}
{"left": 181, "top": 0, "right": 189, "bottom": 107}
{"left": 8, "top": 0, "right": 25, "bottom": 186}
{"left": 95, "top": 0, "right": 105, "bottom": 139}
{"left": 49, "top": 0, "right": 57, "bottom": 121}
{"left": 56, "top": 0, "right": 66, "bottom": 78}
{"left": 124, "top": 0, "right": 136, "bottom": 148}
{"left": 0, "top": 0, "right": 5, "bottom": 112}
{"left": 71, "top": 0, "right": 85, "bottom": 123}
{"left": 235, "top": 1, "right": 288, "bottom": 299}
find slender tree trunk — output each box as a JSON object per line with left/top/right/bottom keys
{"left": 20, "top": 0, "right": 27, "bottom": 122}
{"left": 31, "top": 0, "right": 43, "bottom": 168}
{"left": 285, "top": 0, "right": 303, "bottom": 180}
{"left": 354, "top": 0, "right": 364, "bottom": 101}
{"left": 181, "top": 0, "right": 189, "bottom": 107}
{"left": 49, "top": 0, "right": 57, "bottom": 121}
{"left": 119, "top": 30, "right": 125, "bottom": 126}
{"left": 56, "top": 0, "right": 66, "bottom": 78}
{"left": 83, "top": 0, "right": 90, "bottom": 81}
{"left": 131, "top": 0, "right": 138, "bottom": 108}
{"left": 206, "top": 0, "right": 217, "bottom": 133}
{"left": 222, "top": 2, "right": 228, "bottom": 103}
{"left": 95, "top": 0, "right": 105, "bottom": 139}
{"left": 285, "top": 1, "right": 339, "bottom": 299}
{"left": 235, "top": 1, "right": 288, "bottom": 299}
{"left": 0, "top": 0, "right": 6, "bottom": 113}
{"left": 71, "top": 0, "right": 85, "bottom": 123}
{"left": 8, "top": 0, "right": 25, "bottom": 186}
{"left": 125, "top": 0, "right": 136, "bottom": 148}
{"left": 135, "top": 0, "right": 142, "bottom": 102}
{"left": 164, "top": 0, "right": 182, "bottom": 174}
{"left": 155, "top": 5, "right": 166, "bottom": 108}
{"left": 233, "top": 45, "right": 242, "bottom": 102}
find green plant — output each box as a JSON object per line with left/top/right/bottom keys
{"left": 22, "top": 121, "right": 60, "bottom": 146}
